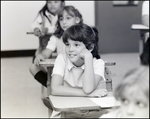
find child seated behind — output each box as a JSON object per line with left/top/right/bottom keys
{"left": 29, "top": 5, "right": 83, "bottom": 87}
{"left": 31, "top": 0, "right": 65, "bottom": 62}
{"left": 100, "top": 66, "right": 149, "bottom": 118}
{"left": 50, "top": 24, "right": 108, "bottom": 118}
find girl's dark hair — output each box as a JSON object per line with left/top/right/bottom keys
{"left": 62, "top": 24, "right": 101, "bottom": 59}
{"left": 38, "top": 0, "right": 65, "bottom": 23}
{"left": 54, "top": 5, "right": 83, "bottom": 38}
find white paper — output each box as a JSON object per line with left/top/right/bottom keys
{"left": 89, "top": 96, "right": 121, "bottom": 108}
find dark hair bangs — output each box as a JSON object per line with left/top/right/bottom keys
{"left": 62, "top": 27, "right": 83, "bottom": 43}
{"left": 58, "top": 10, "right": 75, "bottom": 19}
{"left": 63, "top": 24, "right": 96, "bottom": 49}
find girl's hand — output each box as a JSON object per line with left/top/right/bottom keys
{"left": 88, "top": 88, "right": 108, "bottom": 98}
{"left": 33, "top": 28, "right": 42, "bottom": 37}
{"left": 34, "top": 27, "right": 48, "bottom": 37}
{"left": 34, "top": 54, "right": 45, "bottom": 66}
{"left": 79, "top": 49, "right": 93, "bottom": 60}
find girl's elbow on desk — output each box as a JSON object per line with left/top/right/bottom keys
{"left": 83, "top": 80, "right": 98, "bottom": 94}
{"left": 83, "top": 87, "right": 94, "bottom": 95}
{"left": 51, "top": 87, "right": 60, "bottom": 96}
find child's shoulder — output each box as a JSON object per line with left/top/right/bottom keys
{"left": 54, "top": 54, "right": 67, "bottom": 66}
{"left": 93, "top": 58, "right": 105, "bottom": 65}
{"left": 51, "top": 35, "right": 61, "bottom": 40}
{"left": 56, "top": 54, "right": 67, "bottom": 62}
{"left": 49, "top": 35, "right": 60, "bottom": 42}
{"left": 50, "top": 35, "right": 58, "bottom": 39}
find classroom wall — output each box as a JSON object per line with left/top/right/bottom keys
{"left": 95, "top": 1, "right": 143, "bottom": 53}
{"left": 1, "top": 1, "right": 95, "bottom": 51}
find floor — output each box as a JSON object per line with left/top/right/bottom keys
{"left": 1, "top": 53, "right": 141, "bottom": 118}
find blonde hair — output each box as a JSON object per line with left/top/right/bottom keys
{"left": 114, "top": 66, "right": 149, "bottom": 100}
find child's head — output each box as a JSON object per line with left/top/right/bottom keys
{"left": 54, "top": 5, "right": 83, "bottom": 38}
{"left": 40, "top": 0, "right": 65, "bottom": 15}
{"left": 58, "top": 5, "right": 83, "bottom": 31}
{"left": 114, "top": 66, "right": 149, "bottom": 118}
{"left": 62, "top": 24, "right": 100, "bottom": 65}
{"left": 46, "top": 0, "right": 65, "bottom": 15}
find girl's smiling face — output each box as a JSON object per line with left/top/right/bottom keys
{"left": 59, "top": 10, "right": 80, "bottom": 31}
{"left": 65, "top": 39, "right": 86, "bottom": 67}
{"left": 47, "top": 1, "right": 63, "bottom": 15}
{"left": 120, "top": 86, "right": 149, "bottom": 118}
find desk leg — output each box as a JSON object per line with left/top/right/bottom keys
{"left": 47, "top": 67, "right": 53, "bottom": 117}
{"left": 47, "top": 67, "right": 53, "bottom": 96}
{"left": 41, "top": 85, "right": 45, "bottom": 99}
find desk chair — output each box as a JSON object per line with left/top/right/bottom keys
{"left": 39, "top": 58, "right": 116, "bottom": 118}
{"left": 131, "top": 24, "right": 149, "bottom": 55}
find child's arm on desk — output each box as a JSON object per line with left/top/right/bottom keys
{"left": 34, "top": 48, "right": 53, "bottom": 66}
{"left": 79, "top": 49, "right": 103, "bottom": 94}
{"left": 51, "top": 74, "right": 107, "bottom": 97}
{"left": 34, "top": 36, "right": 58, "bottom": 65}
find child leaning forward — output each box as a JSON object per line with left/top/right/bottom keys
{"left": 50, "top": 24, "right": 108, "bottom": 118}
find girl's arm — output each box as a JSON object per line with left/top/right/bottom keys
{"left": 51, "top": 74, "right": 88, "bottom": 97}
{"left": 34, "top": 48, "right": 53, "bottom": 66}
{"left": 51, "top": 74, "right": 107, "bottom": 97}
{"left": 41, "top": 48, "right": 53, "bottom": 59}
{"left": 83, "top": 55, "right": 102, "bottom": 94}
{"left": 31, "top": 14, "right": 43, "bottom": 32}
{"left": 79, "top": 49, "right": 102, "bottom": 94}
{"left": 34, "top": 35, "right": 57, "bottom": 65}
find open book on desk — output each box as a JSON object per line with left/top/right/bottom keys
{"left": 89, "top": 96, "right": 121, "bottom": 109}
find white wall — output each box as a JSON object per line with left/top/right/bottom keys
{"left": 1, "top": 1, "right": 95, "bottom": 51}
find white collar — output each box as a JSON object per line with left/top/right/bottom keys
{"left": 67, "top": 57, "right": 85, "bottom": 71}
{"left": 45, "top": 10, "right": 58, "bottom": 17}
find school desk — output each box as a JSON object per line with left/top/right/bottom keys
{"left": 49, "top": 92, "right": 120, "bottom": 118}
{"left": 131, "top": 24, "right": 149, "bottom": 54}
{"left": 40, "top": 58, "right": 116, "bottom": 117}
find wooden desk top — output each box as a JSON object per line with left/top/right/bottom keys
{"left": 49, "top": 92, "right": 120, "bottom": 112}
{"left": 49, "top": 96, "right": 100, "bottom": 112}
{"left": 39, "top": 58, "right": 55, "bottom": 67}
{"left": 39, "top": 58, "right": 115, "bottom": 67}
{"left": 131, "top": 24, "right": 149, "bottom": 30}
{"left": 26, "top": 32, "right": 52, "bottom": 36}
